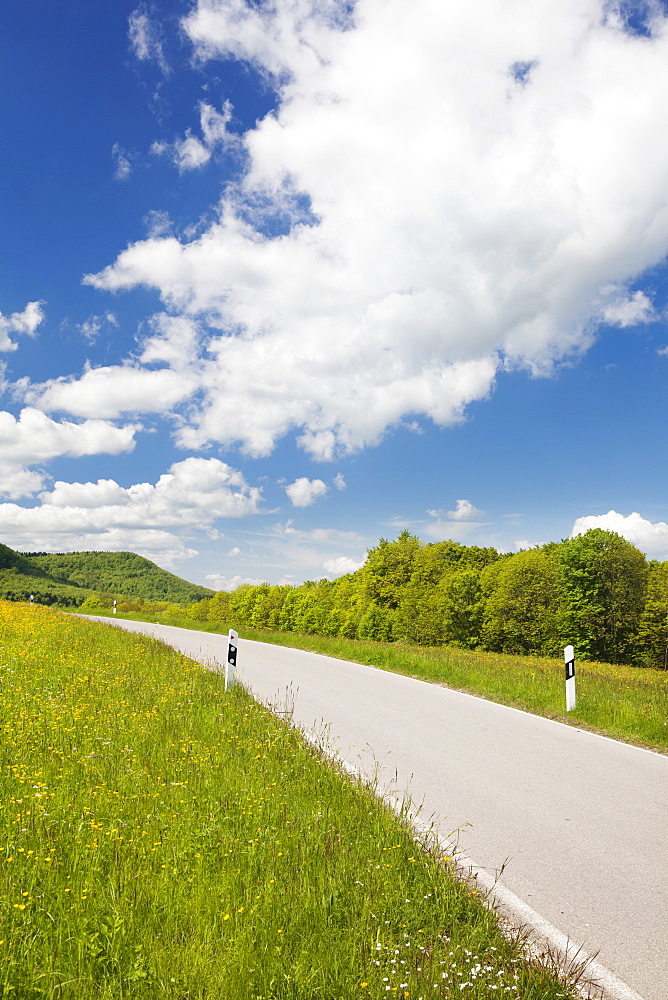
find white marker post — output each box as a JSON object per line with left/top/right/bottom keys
{"left": 226, "top": 629, "right": 238, "bottom": 691}
{"left": 564, "top": 644, "right": 576, "bottom": 712}
{"left": 113, "top": 600, "right": 117, "bottom": 615}
{"left": 29, "top": 594, "right": 34, "bottom": 606}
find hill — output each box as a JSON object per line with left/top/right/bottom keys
{"left": 0, "top": 542, "right": 90, "bottom": 606}
{"left": 0, "top": 544, "right": 214, "bottom": 607}
{"left": 0, "top": 542, "right": 50, "bottom": 580}
{"left": 23, "top": 550, "right": 214, "bottom": 603}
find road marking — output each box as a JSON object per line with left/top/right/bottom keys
{"left": 331, "top": 755, "right": 648, "bottom": 1000}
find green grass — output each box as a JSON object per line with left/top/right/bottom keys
{"left": 107, "top": 611, "right": 668, "bottom": 754}
{"left": 0, "top": 600, "right": 579, "bottom": 999}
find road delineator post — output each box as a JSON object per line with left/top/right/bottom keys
{"left": 226, "top": 629, "right": 238, "bottom": 691}
{"left": 564, "top": 644, "right": 576, "bottom": 711}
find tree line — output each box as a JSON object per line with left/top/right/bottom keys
{"left": 181, "top": 528, "right": 667, "bottom": 669}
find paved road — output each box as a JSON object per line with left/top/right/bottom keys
{"left": 84, "top": 619, "right": 668, "bottom": 1000}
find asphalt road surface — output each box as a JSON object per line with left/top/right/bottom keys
{"left": 84, "top": 619, "right": 668, "bottom": 1000}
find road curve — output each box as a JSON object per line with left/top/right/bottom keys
{"left": 83, "top": 618, "right": 668, "bottom": 1000}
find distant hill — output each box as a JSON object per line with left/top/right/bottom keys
{"left": 0, "top": 544, "right": 214, "bottom": 607}
{"left": 0, "top": 542, "right": 50, "bottom": 580}
{"left": 0, "top": 542, "right": 92, "bottom": 606}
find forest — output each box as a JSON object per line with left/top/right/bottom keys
{"left": 182, "top": 529, "right": 668, "bottom": 670}
{"left": 0, "top": 545, "right": 213, "bottom": 606}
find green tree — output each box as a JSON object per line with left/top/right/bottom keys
{"left": 357, "top": 603, "right": 395, "bottom": 641}
{"left": 481, "top": 549, "right": 561, "bottom": 655}
{"left": 395, "top": 584, "right": 446, "bottom": 645}
{"left": 633, "top": 561, "right": 668, "bottom": 669}
{"left": 184, "top": 598, "right": 210, "bottom": 620}
{"left": 294, "top": 590, "right": 326, "bottom": 634}
{"left": 278, "top": 588, "right": 300, "bottom": 632}
{"left": 259, "top": 586, "right": 290, "bottom": 630}
{"left": 207, "top": 590, "right": 232, "bottom": 625}
{"left": 78, "top": 594, "right": 107, "bottom": 613}
{"left": 362, "top": 531, "right": 421, "bottom": 608}
{"left": 323, "top": 607, "right": 346, "bottom": 636}
{"left": 556, "top": 529, "right": 648, "bottom": 663}
{"left": 340, "top": 606, "right": 363, "bottom": 639}
{"left": 409, "top": 541, "right": 499, "bottom": 588}
{"left": 247, "top": 584, "right": 271, "bottom": 628}
{"left": 439, "top": 568, "right": 484, "bottom": 649}
{"left": 229, "top": 584, "right": 264, "bottom": 625}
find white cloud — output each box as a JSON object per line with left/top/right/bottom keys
{"left": 24, "top": 363, "right": 196, "bottom": 419}
{"left": 0, "top": 302, "right": 45, "bottom": 352}
{"left": 77, "top": 313, "right": 118, "bottom": 344}
{"left": 269, "top": 520, "right": 361, "bottom": 544}
{"left": 447, "top": 499, "right": 485, "bottom": 521}
{"left": 227, "top": 545, "right": 242, "bottom": 557}
{"left": 425, "top": 506, "right": 490, "bottom": 542}
{"left": 152, "top": 101, "right": 240, "bottom": 173}
{"left": 223, "top": 518, "right": 366, "bottom": 584}
{"left": 0, "top": 407, "right": 139, "bottom": 499}
{"left": 600, "top": 288, "right": 656, "bottom": 327}
{"left": 144, "top": 210, "right": 173, "bottom": 239}
{"left": 285, "top": 477, "right": 329, "bottom": 507}
{"left": 128, "top": 4, "right": 169, "bottom": 74}
{"left": 323, "top": 554, "right": 365, "bottom": 576}
{"left": 571, "top": 509, "right": 668, "bottom": 559}
{"left": 72, "top": 0, "right": 668, "bottom": 462}
{"left": 205, "top": 572, "right": 266, "bottom": 591}
{"left": 112, "top": 144, "right": 133, "bottom": 181}
{"left": 0, "top": 457, "right": 262, "bottom": 563}
{"left": 152, "top": 136, "right": 209, "bottom": 172}
{"left": 424, "top": 518, "right": 490, "bottom": 543}
{"left": 333, "top": 472, "right": 346, "bottom": 490}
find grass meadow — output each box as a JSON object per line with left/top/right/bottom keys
{"left": 0, "top": 601, "right": 578, "bottom": 999}
{"left": 113, "top": 612, "right": 668, "bottom": 754}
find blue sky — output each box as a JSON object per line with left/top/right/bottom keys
{"left": 3, "top": 0, "right": 668, "bottom": 590}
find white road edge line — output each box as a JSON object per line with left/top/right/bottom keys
{"left": 245, "top": 662, "right": 650, "bottom": 1000}
{"left": 330, "top": 755, "right": 648, "bottom": 1000}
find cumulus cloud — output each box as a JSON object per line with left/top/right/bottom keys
{"left": 25, "top": 363, "right": 197, "bottom": 419}
{"left": 0, "top": 407, "right": 139, "bottom": 499}
{"left": 0, "top": 457, "right": 262, "bottom": 562}
{"left": 285, "top": 477, "right": 329, "bottom": 507}
{"left": 323, "top": 554, "right": 365, "bottom": 576}
{"left": 333, "top": 473, "right": 346, "bottom": 490}
{"left": 73, "top": 0, "right": 668, "bottom": 461}
{"left": 600, "top": 288, "right": 656, "bottom": 327}
{"left": 152, "top": 101, "right": 240, "bottom": 172}
{"left": 571, "top": 509, "right": 668, "bottom": 559}
{"left": 447, "top": 499, "right": 485, "bottom": 521}
{"left": 0, "top": 301, "right": 45, "bottom": 352}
